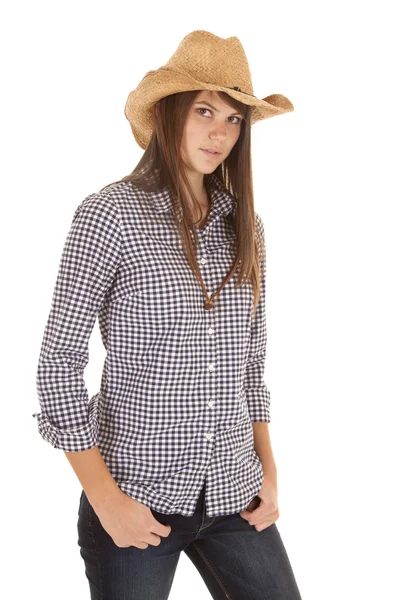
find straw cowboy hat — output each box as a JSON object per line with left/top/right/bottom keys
{"left": 124, "top": 29, "right": 294, "bottom": 149}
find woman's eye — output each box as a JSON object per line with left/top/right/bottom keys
{"left": 196, "top": 108, "right": 242, "bottom": 124}
{"left": 197, "top": 108, "right": 211, "bottom": 117}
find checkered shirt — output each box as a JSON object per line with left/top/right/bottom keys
{"left": 32, "top": 172, "right": 271, "bottom": 517}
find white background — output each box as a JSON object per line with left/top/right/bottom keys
{"left": 2, "top": 1, "right": 399, "bottom": 598}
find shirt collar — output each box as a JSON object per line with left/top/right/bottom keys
{"left": 151, "top": 172, "right": 237, "bottom": 223}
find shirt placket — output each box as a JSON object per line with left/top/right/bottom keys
{"left": 197, "top": 229, "right": 217, "bottom": 517}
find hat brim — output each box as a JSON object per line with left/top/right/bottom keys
{"left": 124, "top": 66, "right": 294, "bottom": 149}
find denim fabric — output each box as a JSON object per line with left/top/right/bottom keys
{"left": 77, "top": 480, "right": 302, "bottom": 599}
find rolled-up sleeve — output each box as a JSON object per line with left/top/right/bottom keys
{"left": 32, "top": 193, "right": 122, "bottom": 451}
{"left": 245, "top": 213, "right": 271, "bottom": 423}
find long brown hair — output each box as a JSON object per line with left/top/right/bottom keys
{"left": 100, "top": 90, "right": 265, "bottom": 316}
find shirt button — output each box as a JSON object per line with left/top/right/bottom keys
{"left": 208, "top": 327, "right": 214, "bottom": 335}
{"left": 205, "top": 432, "right": 213, "bottom": 440}
{"left": 200, "top": 257, "right": 207, "bottom": 265}
{"left": 208, "top": 363, "right": 214, "bottom": 371}
{"left": 208, "top": 400, "right": 214, "bottom": 407}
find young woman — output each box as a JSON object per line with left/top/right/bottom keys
{"left": 32, "top": 30, "right": 302, "bottom": 599}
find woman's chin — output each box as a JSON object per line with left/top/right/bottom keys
{"left": 195, "top": 163, "right": 219, "bottom": 175}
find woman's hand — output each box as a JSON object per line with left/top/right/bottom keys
{"left": 239, "top": 476, "right": 279, "bottom": 531}
{"left": 92, "top": 489, "right": 172, "bottom": 550}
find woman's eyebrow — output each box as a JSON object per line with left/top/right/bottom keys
{"left": 194, "top": 101, "right": 243, "bottom": 117}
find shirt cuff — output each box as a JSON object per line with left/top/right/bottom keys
{"left": 31, "top": 410, "right": 99, "bottom": 452}
{"left": 245, "top": 386, "right": 271, "bottom": 423}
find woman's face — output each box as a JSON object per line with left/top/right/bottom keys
{"left": 180, "top": 90, "right": 244, "bottom": 177}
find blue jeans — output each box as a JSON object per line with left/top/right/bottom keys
{"left": 77, "top": 480, "right": 302, "bottom": 599}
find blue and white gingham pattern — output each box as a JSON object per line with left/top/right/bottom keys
{"left": 32, "top": 173, "right": 271, "bottom": 517}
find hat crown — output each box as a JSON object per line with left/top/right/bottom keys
{"left": 163, "top": 30, "right": 254, "bottom": 96}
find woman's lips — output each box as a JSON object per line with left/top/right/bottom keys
{"left": 200, "top": 148, "right": 221, "bottom": 159}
